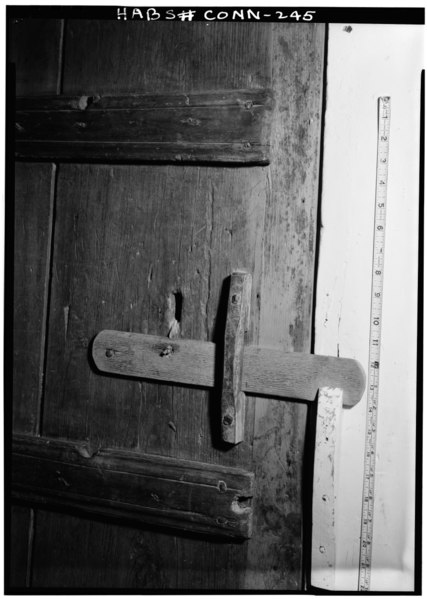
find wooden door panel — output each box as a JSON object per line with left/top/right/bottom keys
{"left": 246, "top": 24, "right": 325, "bottom": 589}
{"left": 11, "top": 162, "right": 56, "bottom": 588}
{"left": 14, "top": 162, "right": 55, "bottom": 434}
{"left": 35, "top": 162, "right": 266, "bottom": 588}
{"left": 42, "top": 163, "right": 266, "bottom": 457}
{"left": 10, "top": 17, "right": 326, "bottom": 590}
{"left": 8, "top": 18, "right": 63, "bottom": 96}
{"left": 9, "top": 19, "right": 63, "bottom": 587}
{"left": 9, "top": 506, "right": 32, "bottom": 587}
{"left": 31, "top": 508, "right": 246, "bottom": 589}
{"left": 62, "top": 21, "right": 271, "bottom": 94}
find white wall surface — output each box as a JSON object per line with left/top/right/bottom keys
{"left": 315, "top": 24, "right": 423, "bottom": 591}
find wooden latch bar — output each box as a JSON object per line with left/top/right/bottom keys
{"left": 92, "top": 331, "right": 365, "bottom": 408}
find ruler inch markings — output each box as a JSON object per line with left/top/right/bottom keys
{"left": 358, "top": 96, "right": 391, "bottom": 592}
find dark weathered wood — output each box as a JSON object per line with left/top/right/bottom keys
{"left": 16, "top": 89, "right": 272, "bottom": 111}
{"left": 62, "top": 21, "right": 271, "bottom": 94}
{"left": 222, "top": 272, "right": 252, "bottom": 444}
{"left": 42, "top": 164, "right": 266, "bottom": 448}
{"left": 92, "top": 330, "right": 365, "bottom": 408}
{"left": 31, "top": 509, "right": 248, "bottom": 590}
{"left": 40, "top": 165, "right": 265, "bottom": 588}
{"left": 16, "top": 141, "right": 268, "bottom": 164}
{"left": 9, "top": 15, "right": 64, "bottom": 591}
{"left": 8, "top": 506, "right": 32, "bottom": 588}
{"left": 13, "top": 163, "right": 56, "bottom": 434}
{"left": 15, "top": 91, "right": 272, "bottom": 164}
{"left": 39, "top": 161, "right": 266, "bottom": 586}
{"left": 31, "top": 20, "right": 271, "bottom": 590}
{"left": 13, "top": 434, "right": 254, "bottom": 539}
{"left": 10, "top": 18, "right": 327, "bottom": 591}
{"left": 8, "top": 18, "right": 64, "bottom": 95}
{"left": 30, "top": 509, "right": 180, "bottom": 588}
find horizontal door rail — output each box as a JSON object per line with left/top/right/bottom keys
{"left": 15, "top": 89, "right": 273, "bottom": 164}
{"left": 12, "top": 434, "right": 255, "bottom": 539}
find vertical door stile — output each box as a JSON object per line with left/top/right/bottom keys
{"left": 10, "top": 16, "right": 65, "bottom": 589}
{"left": 246, "top": 23, "right": 326, "bottom": 590}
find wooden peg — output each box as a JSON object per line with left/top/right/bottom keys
{"left": 221, "top": 271, "right": 252, "bottom": 445}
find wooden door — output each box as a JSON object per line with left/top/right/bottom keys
{"left": 8, "top": 15, "right": 325, "bottom": 590}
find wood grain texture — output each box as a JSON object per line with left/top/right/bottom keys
{"left": 16, "top": 141, "right": 269, "bottom": 164}
{"left": 42, "top": 164, "right": 266, "bottom": 450}
{"left": 29, "top": 22, "right": 271, "bottom": 589}
{"left": 13, "top": 162, "right": 56, "bottom": 434}
{"left": 246, "top": 24, "right": 326, "bottom": 590}
{"left": 30, "top": 509, "right": 247, "bottom": 589}
{"left": 244, "top": 347, "right": 364, "bottom": 407}
{"left": 14, "top": 19, "right": 329, "bottom": 591}
{"left": 93, "top": 331, "right": 217, "bottom": 388}
{"left": 311, "top": 388, "right": 343, "bottom": 591}
{"left": 12, "top": 434, "right": 254, "bottom": 539}
{"left": 30, "top": 509, "right": 177, "bottom": 589}
{"left": 15, "top": 91, "right": 272, "bottom": 163}
{"left": 62, "top": 21, "right": 271, "bottom": 94}
{"left": 40, "top": 162, "right": 266, "bottom": 588}
{"left": 8, "top": 19, "right": 63, "bottom": 95}
{"left": 92, "top": 330, "right": 365, "bottom": 407}
{"left": 7, "top": 506, "right": 32, "bottom": 589}
{"left": 16, "top": 90, "right": 271, "bottom": 111}
{"left": 8, "top": 15, "right": 63, "bottom": 591}
{"left": 221, "top": 272, "right": 251, "bottom": 444}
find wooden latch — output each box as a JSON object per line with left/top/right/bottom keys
{"left": 92, "top": 270, "right": 366, "bottom": 590}
{"left": 92, "top": 270, "right": 365, "bottom": 444}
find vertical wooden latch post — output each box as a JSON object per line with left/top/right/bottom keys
{"left": 221, "top": 271, "right": 252, "bottom": 444}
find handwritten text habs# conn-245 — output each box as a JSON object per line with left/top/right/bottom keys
{"left": 116, "top": 8, "right": 317, "bottom": 22}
